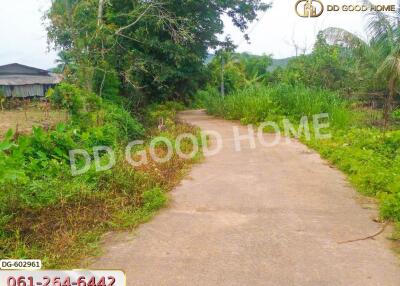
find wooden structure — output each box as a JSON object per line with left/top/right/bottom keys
{"left": 0, "top": 63, "right": 62, "bottom": 98}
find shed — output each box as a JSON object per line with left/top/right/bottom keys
{"left": 0, "top": 63, "right": 62, "bottom": 98}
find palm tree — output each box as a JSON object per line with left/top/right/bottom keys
{"left": 322, "top": 1, "right": 400, "bottom": 127}
{"left": 55, "top": 50, "right": 73, "bottom": 73}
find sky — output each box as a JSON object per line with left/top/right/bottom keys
{"left": 0, "top": 0, "right": 397, "bottom": 69}
{"left": 0, "top": 0, "right": 56, "bottom": 69}
{"left": 224, "top": 0, "right": 397, "bottom": 58}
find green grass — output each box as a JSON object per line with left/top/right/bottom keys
{"left": 114, "top": 187, "right": 168, "bottom": 229}
{"left": 197, "top": 84, "right": 400, "bottom": 225}
{"left": 306, "top": 128, "right": 400, "bottom": 218}
{"left": 199, "top": 84, "right": 352, "bottom": 128}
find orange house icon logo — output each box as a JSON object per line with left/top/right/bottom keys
{"left": 295, "top": 0, "right": 324, "bottom": 17}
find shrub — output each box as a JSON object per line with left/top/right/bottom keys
{"left": 47, "top": 83, "right": 84, "bottom": 114}
{"left": 192, "top": 86, "right": 220, "bottom": 109}
{"left": 47, "top": 83, "right": 102, "bottom": 115}
{"left": 145, "top": 101, "right": 185, "bottom": 128}
{"left": 85, "top": 91, "right": 102, "bottom": 112}
{"left": 103, "top": 103, "right": 144, "bottom": 141}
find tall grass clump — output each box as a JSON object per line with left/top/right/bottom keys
{"left": 198, "top": 83, "right": 351, "bottom": 128}
{"left": 267, "top": 84, "right": 351, "bottom": 128}
{"left": 203, "top": 86, "right": 273, "bottom": 123}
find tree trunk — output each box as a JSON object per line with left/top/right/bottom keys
{"left": 220, "top": 56, "right": 225, "bottom": 97}
{"left": 98, "top": 0, "right": 106, "bottom": 27}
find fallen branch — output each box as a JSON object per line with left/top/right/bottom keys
{"left": 337, "top": 222, "right": 389, "bottom": 244}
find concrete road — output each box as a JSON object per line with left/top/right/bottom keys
{"left": 92, "top": 110, "right": 400, "bottom": 286}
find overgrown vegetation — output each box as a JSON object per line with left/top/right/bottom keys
{"left": 0, "top": 83, "right": 202, "bottom": 268}
{"left": 200, "top": 84, "right": 351, "bottom": 127}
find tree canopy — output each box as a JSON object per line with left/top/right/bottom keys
{"left": 46, "top": 0, "right": 271, "bottom": 102}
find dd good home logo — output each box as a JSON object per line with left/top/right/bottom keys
{"left": 295, "top": 0, "right": 324, "bottom": 17}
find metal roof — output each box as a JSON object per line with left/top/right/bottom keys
{"left": 0, "top": 63, "right": 50, "bottom": 76}
{"left": 0, "top": 74, "right": 62, "bottom": 86}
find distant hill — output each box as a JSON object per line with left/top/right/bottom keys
{"left": 205, "top": 54, "right": 294, "bottom": 72}
{"left": 267, "top": 57, "right": 294, "bottom": 72}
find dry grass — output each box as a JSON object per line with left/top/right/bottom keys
{"left": 0, "top": 108, "right": 66, "bottom": 138}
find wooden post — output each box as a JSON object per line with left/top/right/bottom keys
{"left": 23, "top": 99, "right": 29, "bottom": 121}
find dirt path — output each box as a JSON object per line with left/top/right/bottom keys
{"left": 92, "top": 110, "right": 400, "bottom": 285}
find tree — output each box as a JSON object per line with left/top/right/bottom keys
{"left": 271, "top": 34, "right": 355, "bottom": 92}
{"left": 46, "top": 0, "right": 271, "bottom": 102}
{"left": 207, "top": 51, "right": 272, "bottom": 95}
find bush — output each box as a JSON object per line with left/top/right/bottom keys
{"left": 47, "top": 83, "right": 84, "bottom": 114}
{"left": 145, "top": 101, "right": 185, "bottom": 127}
{"left": 192, "top": 86, "right": 220, "bottom": 109}
{"left": 103, "top": 103, "right": 144, "bottom": 141}
{"left": 47, "top": 83, "right": 102, "bottom": 115}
